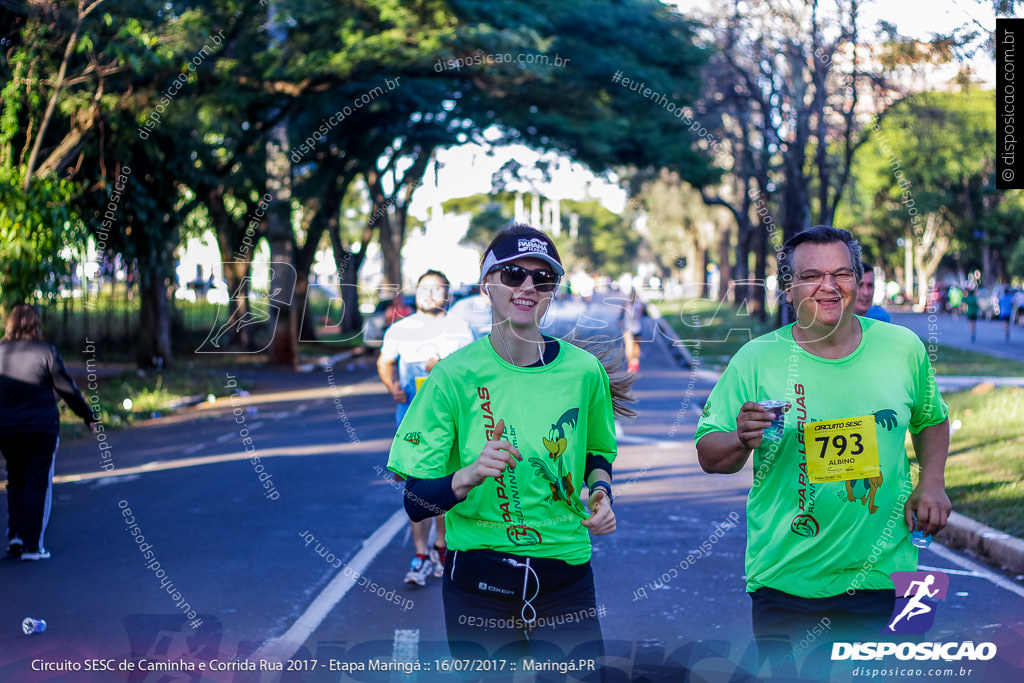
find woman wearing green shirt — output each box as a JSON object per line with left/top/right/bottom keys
{"left": 388, "top": 224, "right": 632, "bottom": 668}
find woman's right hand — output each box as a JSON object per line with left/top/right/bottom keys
{"left": 452, "top": 419, "right": 522, "bottom": 498}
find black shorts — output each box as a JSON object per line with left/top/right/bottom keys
{"left": 442, "top": 548, "right": 604, "bottom": 666}
{"left": 750, "top": 586, "right": 895, "bottom": 672}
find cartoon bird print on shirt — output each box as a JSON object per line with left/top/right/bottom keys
{"left": 532, "top": 408, "right": 587, "bottom": 517}
{"left": 844, "top": 409, "right": 899, "bottom": 514}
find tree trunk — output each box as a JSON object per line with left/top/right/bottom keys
{"left": 378, "top": 212, "right": 404, "bottom": 291}
{"left": 266, "top": 123, "right": 297, "bottom": 368}
{"left": 295, "top": 267, "right": 314, "bottom": 342}
{"left": 751, "top": 216, "right": 767, "bottom": 321}
{"left": 717, "top": 220, "right": 732, "bottom": 301}
{"left": 137, "top": 271, "right": 172, "bottom": 369}
{"left": 329, "top": 229, "right": 364, "bottom": 335}
{"left": 208, "top": 186, "right": 254, "bottom": 351}
{"left": 732, "top": 221, "right": 754, "bottom": 302}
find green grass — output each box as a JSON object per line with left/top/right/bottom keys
{"left": 59, "top": 365, "right": 251, "bottom": 438}
{"left": 656, "top": 299, "right": 778, "bottom": 369}
{"left": 658, "top": 299, "right": 1024, "bottom": 376}
{"left": 923, "top": 386, "right": 1024, "bottom": 538}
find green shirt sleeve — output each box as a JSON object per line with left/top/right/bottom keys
{"left": 586, "top": 358, "right": 617, "bottom": 464}
{"left": 387, "top": 367, "right": 460, "bottom": 479}
{"left": 908, "top": 337, "right": 948, "bottom": 434}
{"left": 695, "top": 349, "right": 753, "bottom": 443}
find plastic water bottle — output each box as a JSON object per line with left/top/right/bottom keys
{"left": 22, "top": 618, "right": 46, "bottom": 635}
{"left": 911, "top": 512, "right": 932, "bottom": 549}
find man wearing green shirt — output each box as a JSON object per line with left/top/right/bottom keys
{"left": 695, "top": 226, "right": 951, "bottom": 669}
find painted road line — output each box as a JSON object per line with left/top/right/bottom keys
{"left": 927, "top": 541, "right": 1024, "bottom": 599}
{"left": 918, "top": 564, "right": 982, "bottom": 578}
{"left": 249, "top": 509, "right": 408, "bottom": 669}
{"left": 391, "top": 629, "right": 419, "bottom": 683}
{"left": 617, "top": 434, "right": 675, "bottom": 445}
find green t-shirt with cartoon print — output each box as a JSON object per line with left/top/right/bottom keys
{"left": 387, "top": 337, "right": 617, "bottom": 564}
{"left": 695, "top": 317, "right": 948, "bottom": 598}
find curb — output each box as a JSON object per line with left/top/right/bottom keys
{"left": 646, "top": 305, "right": 694, "bottom": 368}
{"left": 936, "top": 511, "right": 1024, "bottom": 575}
{"left": 296, "top": 349, "right": 361, "bottom": 373}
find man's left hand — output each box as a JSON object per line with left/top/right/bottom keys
{"left": 906, "top": 479, "right": 951, "bottom": 537}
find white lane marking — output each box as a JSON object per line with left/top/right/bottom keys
{"left": 215, "top": 432, "right": 235, "bottom": 443}
{"left": 250, "top": 509, "right": 408, "bottom": 668}
{"left": 183, "top": 444, "right": 204, "bottom": 455}
{"left": 926, "top": 542, "right": 1024, "bottom": 599}
{"left": 391, "top": 629, "right": 419, "bottom": 683}
{"left": 86, "top": 474, "right": 141, "bottom": 488}
{"left": 917, "top": 564, "right": 981, "bottom": 578}
{"left": 617, "top": 434, "right": 678, "bottom": 446}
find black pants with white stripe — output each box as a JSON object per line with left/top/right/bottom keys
{"left": 1, "top": 432, "right": 59, "bottom": 552}
{"left": 442, "top": 548, "right": 604, "bottom": 679}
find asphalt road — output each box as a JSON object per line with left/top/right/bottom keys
{"left": 1, "top": 294, "right": 1023, "bottom": 682}
{"left": 890, "top": 310, "right": 1024, "bottom": 362}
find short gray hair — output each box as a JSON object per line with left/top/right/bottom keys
{"left": 779, "top": 225, "right": 863, "bottom": 289}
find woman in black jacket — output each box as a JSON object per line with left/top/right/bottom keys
{"left": 0, "top": 304, "right": 95, "bottom": 560}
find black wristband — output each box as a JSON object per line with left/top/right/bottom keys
{"left": 589, "top": 480, "right": 613, "bottom": 505}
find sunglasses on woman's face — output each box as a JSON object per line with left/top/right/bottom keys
{"left": 496, "top": 264, "right": 560, "bottom": 292}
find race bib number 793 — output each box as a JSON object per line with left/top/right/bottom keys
{"left": 805, "top": 416, "right": 880, "bottom": 483}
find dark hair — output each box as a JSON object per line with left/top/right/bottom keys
{"left": 778, "top": 225, "right": 863, "bottom": 289}
{"left": 417, "top": 269, "right": 450, "bottom": 289}
{"left": 480, "top": 223, "right": 562, "bottom": 270}
{"left": 861, "top": 262, "right": 874, "bottom": 272}
{"left": 3, "top": 303, "right": 44, "bottom": 342}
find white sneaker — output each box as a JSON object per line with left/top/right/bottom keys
{"left": 429, "top": 546, "right": 446, "bottom": 578}
{"left": 404, "top": 556, "right": 432, "bottom": 586}
{"left": 21, "top": 548, "right": 51, "bottom": 561}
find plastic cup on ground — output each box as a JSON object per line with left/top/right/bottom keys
{"left": 758, "top": 400, "right": 789, "bottom": 442}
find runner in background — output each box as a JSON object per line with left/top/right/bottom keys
{"left": 853, "top": 262, "right": 891, "bottom": 323}
{"left": 388, "top": 224, "right": 634, "bottom": 671}
{"left": 947, "top": 284, "right": 963, "bottom": 319}
{"left": 377, "top": 270, "right": 472, "bottom": 586}
{"left": 620, "top": 288, "right": 646, "bottom": 373}
{"left": 964, "top": 287, "right": 979, "bottom": 342}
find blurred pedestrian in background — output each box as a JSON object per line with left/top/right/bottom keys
{"left": 0, "top": 304, "right": 96, "bottom": 561}
{"left": 964, "top": 287, "right": 979, "bottom": 342}
{"left": 620, "top": 288, "right": 646, "bottom": 373}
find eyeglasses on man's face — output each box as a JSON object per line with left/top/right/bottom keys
{"left": 793, "top": 269, "right": 857, "bottom": 285}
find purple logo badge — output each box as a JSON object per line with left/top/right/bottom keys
{"left": 885, "top": 571, "right": 949, "bottom": 634}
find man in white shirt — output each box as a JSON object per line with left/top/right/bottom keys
{"left": 377, "top": 270, "right": 473, "bottom": 585}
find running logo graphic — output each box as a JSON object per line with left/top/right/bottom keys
{"left": 197, "top": 264, "right": 296, "bottom": 354}
{"left": 532, "top": 408, "right": 587, "bottom": 518}
{"left": 885, "top": 571, "right": 949, "bottom": 634}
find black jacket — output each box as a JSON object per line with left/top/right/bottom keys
{"left": 0, "top": 340, "right": 95, "bottom": 435}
